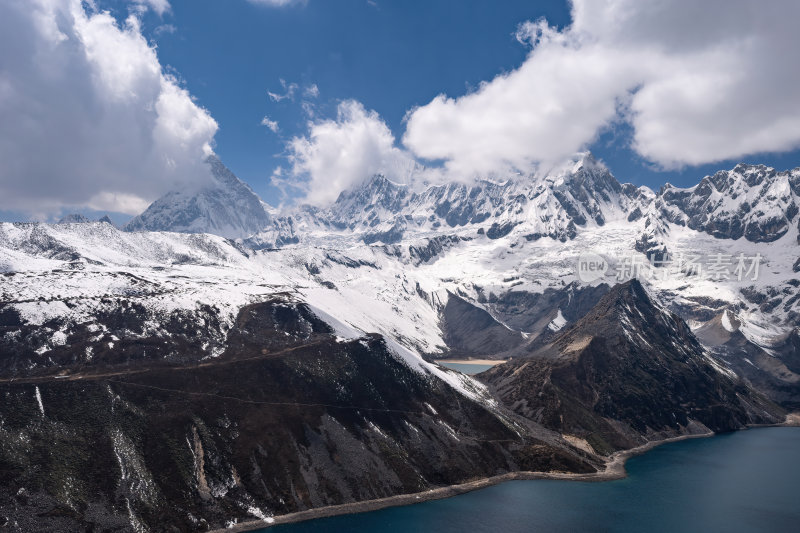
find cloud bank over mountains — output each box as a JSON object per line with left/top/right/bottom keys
{"left": 287, "top": 101, "right": 419, "bottom": 206}
{"left": 289, "top": 0, "right": 800, "bottom": 204}
{"left": 404, "top": 0, "right": 800, "bottom": 173}
{"left": 2, "top": 0, "right": 799, "bottom": 215}
{"left": 0, "top": 0, "right": 217, "bottom": 216}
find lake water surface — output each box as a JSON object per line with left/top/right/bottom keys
{"left": 436, "top": 362, "right": 495, "bottom": 374}
{"left": 263, "top": 427, "right": 800, "bottom": 533}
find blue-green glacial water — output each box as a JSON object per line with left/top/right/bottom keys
{"left": 264, "top": 427, "right": 800, "bottom": 533}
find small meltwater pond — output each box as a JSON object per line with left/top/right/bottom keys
{"left": 435, "top": 360, "right": 505, "bottom": 375}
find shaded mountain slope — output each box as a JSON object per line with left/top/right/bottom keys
{"left": 481, "top": 280, "right": 784, "bottom": 455}
{"left": 694, "top": 311, "right": 800, "bottom": 409}
{"left": 0, "top": 298, "right": 596, "bottom": 532}
{"left": 439, "top": 293, "right": 525, "bottom": 357}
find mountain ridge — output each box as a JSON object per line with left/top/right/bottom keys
{"left": 481, "top": 279, "right": 784, "bottom": 454}
{"left": 2, "top": 154, "right": 800, "bottom": 531}
{"left": 124, "top": 155, "right": 272, "bottom": 239}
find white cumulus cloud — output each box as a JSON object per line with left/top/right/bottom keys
{"left": 260, "top": 116, "right": 279, "bottom": 132}
{"left": 403, "top": 0, "right": 800, "bottom": 173}
{"left": 0, "top": 0, "right": 218, "bottom": 216}
{"left": 288, "top": 100, "right": 417, "bottom": 206}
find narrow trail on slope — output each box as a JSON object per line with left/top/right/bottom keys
{"left": 0, "top": 340, "right": 326, "bottom": 385}
{"left": 0, "top": 338, "right": 533, "bottom": 446}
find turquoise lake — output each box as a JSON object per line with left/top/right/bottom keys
{"left": 261, "top": 427, "right": 800, "bottom": 533}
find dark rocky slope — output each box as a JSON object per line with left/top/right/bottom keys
{"left": 481, "top": 280, "right": 785, "bottom": 455}
{"left": 439, "top": 293, "right": 524, "bottom": 357}
{"left": 0, "top": 299, "right": 595, "bottom": 532}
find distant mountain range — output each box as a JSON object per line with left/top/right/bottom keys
{"left": 57, "top": 213, "right": 115, "bottom": 226}
{"left": 0, "top": 153, "right": 798, "bottom": 530}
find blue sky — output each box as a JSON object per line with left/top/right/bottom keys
{"left": 139, "top": 0, "right": 800, "bottom": 205}
{"left": 1, "top": 0, "right": 799, "bottom": 221}
{"left": 147, "top": 0, "right": 800, "bottom": 202}
{"left": 142, "top": 0, "right": 572, "bottom": 205}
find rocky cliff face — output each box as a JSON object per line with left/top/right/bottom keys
{"left": 693, "top": 310, "right": 800, "bottom": 410}
{"left": 439, "top": 293, "right": 525, "bottom": 357}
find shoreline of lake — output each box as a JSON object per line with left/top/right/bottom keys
{"left": 213, "top": 414, "right": 800, "bottom": 533}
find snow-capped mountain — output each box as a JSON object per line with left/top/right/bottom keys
{"left": 6, "top": 154, "right": 800, "bottom": 381}
{"left": 124, "top": 155, "right": 271, "bottom": 239}
{"left": 2, "top": 154, "right": 799, "bottom": 531}
{"left": 657, "top": 163, "right": 800, "bottom": 242}
{"left": 57, "top": 213, "right": 115, "bottom": 226}
{"left": 247, "top": 153, "right": 653, "bottom": 248}
{"left": 8, "top": 154, "right": 800, "bottom": 370}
